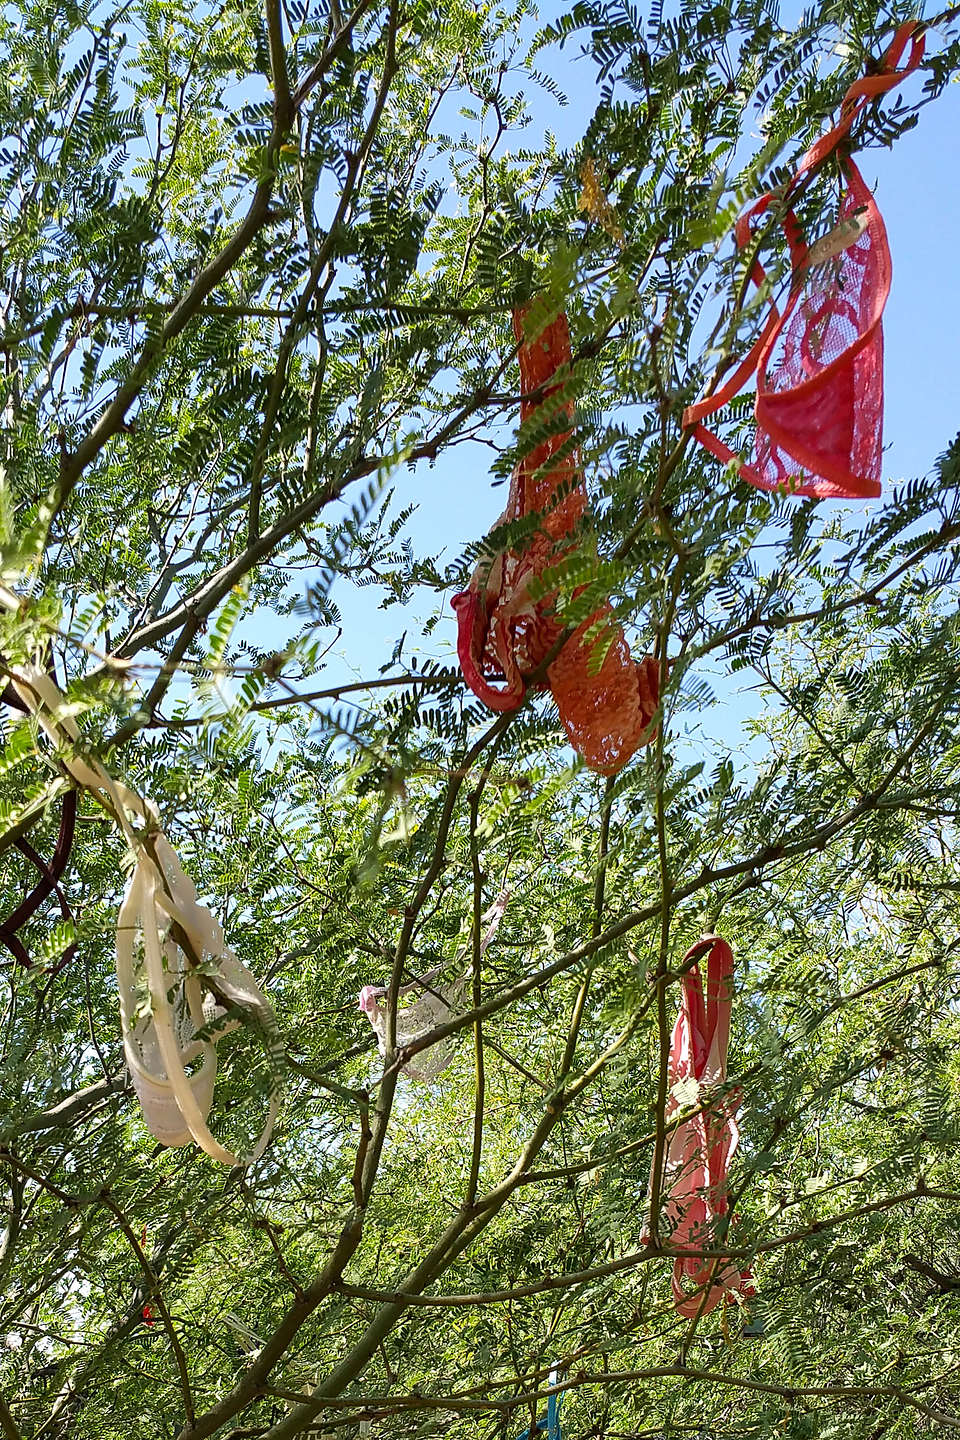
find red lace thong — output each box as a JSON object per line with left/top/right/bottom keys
{"left": 683, "top": 22, "right": 924, "bottom": 500}
{"left": 453, "top": 309, "right": 658, "bottom": 775}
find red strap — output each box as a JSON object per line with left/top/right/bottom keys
{"left": 682, "top": 20, "right": 924, "bottom": 436}
{"left": 0, "top": 794, "right": 78, "bottom": 970}
{"left": 683, "top": 194, "right": 795, "bottom": 430}
{"left": 452, "top": 590, "right": 525, "bottom": 712}
{"left": 797, "top": 21, "right": 925, "bottom": 178}
{"left": 681, "top": 310, "right": 778, "bottom": 429}
{"left": 681, "top": 956, "right": 708, "bottom": 1078}
{"left": 0, "top": 653, "right": 81, "bottom": 971}
{"left": 679, "top": 936, "right": 733, "bottom": 1078}
{"left": 704, "top": 936, "right": 733, "bottom": 1046}
{"left": 683, "top": 423, "right": 741, "bottom": 471}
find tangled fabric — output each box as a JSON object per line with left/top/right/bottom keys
{"left": 359, "top": 973, "right": 466, "bottom": 1083}
{"left": 453, "top": 308, "right": 659, "bottom": 775}
{"left": 117, "top": 831, "right": 280, "bottom": 1162}
{"left": 683, "top": 22, "right": 924, "bottom": 500}
{"left": 650, "top": 935, "right": 753, "bottom": 1317}
{"left": 0, "top": 628, "right": 280, "bottom": 1167}
{"left": 359, "top": 891, "right": 509, "bottom": 1082}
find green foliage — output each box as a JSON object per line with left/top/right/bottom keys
{"left": 0, "top": 0, "right": 959, "bottom": 1437}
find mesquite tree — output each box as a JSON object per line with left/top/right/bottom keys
{"left": 1, "top": 0, "right": 960, "bottom": 1436}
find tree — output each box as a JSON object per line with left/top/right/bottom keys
{"left": 1, "top": 0, "right": 960, "bottom": 1434}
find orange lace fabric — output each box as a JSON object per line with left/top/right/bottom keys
{"left": 453, "top": 309, "right": 658, "bottom": 775}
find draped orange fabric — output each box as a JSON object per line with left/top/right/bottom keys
{"left": 683, "top": 22, "right": 924, "bottom": 500}
{"left": 453, "top": 309, "right": 659, "bottom": 775}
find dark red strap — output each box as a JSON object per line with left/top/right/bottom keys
{"left": 1, "top": 681, "right": 28, "bottom": 714}
{"left": 452, "top": 590, "right": 525, "bottom": 711}
{"left": 0, "top": 792, "right": 78, "bottom": 969}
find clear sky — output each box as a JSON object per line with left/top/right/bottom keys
{"left": 259, "top": 14, "right": 960, "bottom": 760}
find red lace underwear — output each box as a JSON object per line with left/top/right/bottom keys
{"left": 684, "top": 22, "right": 924, "bottom": 500}
{"left": 651, "top": 936, "right": 754, "bottom": 1317}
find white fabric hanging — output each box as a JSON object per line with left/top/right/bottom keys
{"left": 359, "top": 970, "right": 468, "bottom": 1082}
{"left": 116, "top": 833, "right": 280, "bottom": 1163}
{"left": 2, "top": 654, "right": 280, "bottom": 1166}
{"left": 358, "top": 890, "right": 509, "bottom": 1081}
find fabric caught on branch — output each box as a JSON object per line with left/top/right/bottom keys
{"left": 515, "top": 1368, "right": 562, "bottom": 1440}
{"left": 683, "top": 22, "right": 924, "bottom": 500}
{"left": 359, "top": 891, "right": 509, "bottom": 1082}
{"left": 453, "top": 308, "right": 659, "bottom": 775}
{"left": 359, "top": 973, "right": 466, "bottom": 1083}
{"left": 0, "top": 634, "right": 280, "bottom": 1167}
{"left": 117, "top": 832, "right": 280, "bottom": 1162}
{"left": 649, "top": 935, "right": 753, "bottom": 1316}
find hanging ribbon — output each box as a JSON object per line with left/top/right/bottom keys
{"left": 650, "top": 936, "right": 753, "bottom": 1317}
{"left": 0, "top": 600, "right": 281, "bottom": 1167}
